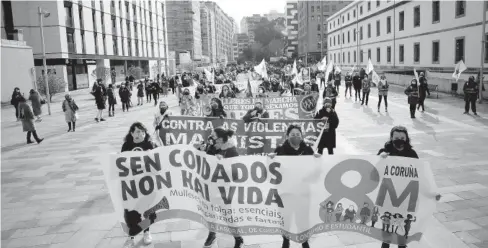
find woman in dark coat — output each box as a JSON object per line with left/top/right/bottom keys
{"left": 314, "top": 98, "right": 340, "bottom": 155}
{"left": 119, "top": 84, "right": 131, "bottom": 112}
{"left": 207, "top": 98, "right": 227, "bottom": 118}
{"left": 404, "top": 79, "right": 419, "bottom": 118}
{"left": 28, "top": 89, "right": 43, "bottom": 121}
{"left": 18, "top": 96, "right": 44, "bottom": 144}
{"left": 11, "top": 87, "right": 23, "bottom": 121}
{"left": 107, "top": 84, "right": 117, "bottom": 117}
{"left": 92, "top": 80, "right": 107, "bottom": 122}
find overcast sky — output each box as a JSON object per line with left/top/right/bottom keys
{"left": 212, "top": 0, "right": 287, "bottom": 31}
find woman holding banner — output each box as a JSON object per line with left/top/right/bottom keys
{"left": 314, "top": 98, "right": 339, "bottom": 155}
{"left": 404, "top": 79, "right": 419, "bottom": 119}
{"left": 219, "top": 85, "right": 236, "bottom": 98}
{"left": 121, "top": 122, "right": 158, "bottom": 248}
{"left": 202, "top": 127, "right": 244, "bottom": 248}
{"left": 377, "top": 125, "right": 441, "bottom": 248}
{"left": 206, "top": 98, "right": 227, "bottom": 118}
{"left": 154, "top": 101, "right": 171, "bottom": 132}
{"left": 180, "top": 88, "right": 196, "bottom": 116}
{"left": 268, "top": 124, "right": 321, "bottom": 248}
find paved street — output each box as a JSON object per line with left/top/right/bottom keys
{"left": 2, "top": 85, "right": 488, "bottom": 248}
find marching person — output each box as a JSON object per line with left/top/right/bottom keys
{"left": 107, "top": 84, "right": 117, "bottom": 117}
{"left": 119, "top": 83, "right": 131, "bottom": 112}
{"left": 243, "top": 101, "right": 269, "bottom": 123}
{"left": 361, "top": 75, "right": 371, "bottom": 106}
{"left": 334, "top": 71, "right": 341, "bottom": 94}
{"left": 310, "top": 78, "right": 320, "bottom": 93}
{"left": 62, "top": 94, "right": 79, "bottom": 132}
{"left": 323, "top": 81, "right": 338, "bottom": 109}
{"left": 268, "top": 124, "right": 321, "bottom": 248}
{"left": 202, "top": 127, "right": 243, "bottom": 248}
{"left": 256, "top": 86, "right": 269, "bottom": 98}
{"left": 28, "top": 89, "right": 43, "bottom": 122}
{"left": 463, "top": 76, "right": 479, "bottom": 115}
{"left": 195, "top": 84, "right": 207, "bottom": 99}
{"left": 352, "top": 72, "right": 362, "bottom": 102}
{"left": 344, "top": 72, "right": 353, "bottom": 98}
{"left": 219, "top": 85, "right": 236, "bottom": 98}
{"left": 404, "top": 79, "right": 420, "bottom": 118}
{"left": 229, "top": 82, "right": 241, "bottom": 95}
{"left": 18, "top": 96, "right": 44, "bottom": 144}
{"left": 417, "top": 72, "right": 430, "bottom": 112}
{"left": 150, "top": 80, "right": 161, "bottom": 106}
{"left": 377, "top": 75, "right": 389, "bottom": 112}
{"left": 378, "top": 125, "right": 442, "bottom": 248}
{"left": 121, "top": 122, "right": 156, "bottom": 248}
{"left": 137, "top": 81, "right": 145, "bottom": 106}
{"left": 11, "top": 87, "right": 24, "bottom": 121}
{"left": 180, "top": 88, "right": 196, "bottom": 116}
{"left": 92, "top": 79, "right": 107, "bottom": 122}
{"left": 314, "top": 98, "right": 339, "bottom": 155}
{"left": 154, "top": 101, "right": 171, "bottom": 142}
{"left": 207, "top": 98, "right": 227, "bottom": 118}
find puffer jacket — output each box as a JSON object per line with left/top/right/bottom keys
{"left": 377, "top": 80, "right": 389, "bottom": 96}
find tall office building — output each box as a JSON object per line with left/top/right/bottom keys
{"left": 166, "top": 1, "right": 202, "bottom": 61}
{"left": 297, "top": 1, "right": 352, "bottom": 63}
{"left": 1, "top": 0, "right": 170, "bottom": 90}
{"left": 233, "top": 33, "right": 250, "bottom": 61}
{"left": 200, "top": 5, "right": 216, "bottom": 64}
{"left": 203, "top": 1, "right": 236, "bottom": 64}
{"left": 286, "top": 1, "right": 298, "bottom": 58}
{"left": 240, "top": 14, "right": 262, "bottom": 43}
{"left": 264, "top": 10, "right": 286, "bottom": 21}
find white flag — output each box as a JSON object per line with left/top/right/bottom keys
{"left": 366, "top": 58, "right": 374, "bottom": 74}
{"left": 324, "top": 61, "right": 334, "bottom": 83}
{"left": 292, "top": 60, "right": 298, "bottom": 75}
{"left": 335, "top": 65, "right": 342, "bottom": 73}
{"left": 414, "top": 68, "right": 419, "bottom": 84}
{"left": 254, "top": 59, "right": 268, "bottom": 79}
{"left": 372, "top": 70, "right": 380, "bottom": 85}
{"left": 350, "top": 66, "right": 356, "bottom": 74}
{"left": 204, "top": 69, "right": 214, "bottom": 83}
{"left": 452, "top": 60, "right": 467, "bottom": 82}
{"left": 318, "top": 56, "right": 327, "bottom": 71}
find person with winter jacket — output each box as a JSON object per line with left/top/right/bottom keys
{"left": 344, "top": 72, "right": 353, "bottom": 98}
{"left": 137, "top": 81, "right": 145, "bottom": 106}
{"left": 107, "top": 84, "right": 117, "bottom": 117}
{"left": 243, "top": 101, "right": 269, "bottom": 123}
{"left": 377, "top": 75, "right": 389, "bottom": 112}
{"left": 404, "top": 79, "right": 419, "bottom": 118}
{"left": 310, "top": 78, "right": 320, "bottom": 93}
{"left": 219, "top": 85, "right": 236, "bottom": 98}
{"left": 150, "top": 80, "right": 161, "bottom": 106}
{"left": 28, "top": 89, "right": 43, "bottom": 122}
{"left": 62, "top": 94, "right": 79, "bottom": 132}
{"left": 18, "top": 96, "right": 44, "bottom": 144}
{"left": 361, "top": 75, "right": 371, "bottom": 106}
{"left": 417, "top": 72, "right": 430, "bottom": 112}
{"left": 463, "top": 76, "right": 479, "bottom": 115}
{"left": 268, "top": 124, "right": 321, "bottom": 248}
{"left": 119, "top": 84, "right": 131, "bottom": 112}
{"left": 11, "top": 87, "right": 24, "bottom": 121}
{"left": 180, "top": 88, "right": 196, "bottom": 116}
{"left": 314, "top": 98, "right": 340, "bottom": 155}
{"left": 352, "top": 72, "right": 362, "bottom": 102}
{"left": 323, "top": 81, "right": 338, "bottom": 109}
{"left": 334, "top": 72, "right": 341, "bottom": 94}
{"left": 377, "top": 125, "right": 442, "bottom": 248}
{"left": 92, "top": 79, "right": 107, "bottom": 122}
{"left": 207, "top": 97, "right": 227, "bottom": 118}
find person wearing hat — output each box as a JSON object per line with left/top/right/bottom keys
{"left": 314, "top": 98, "right": 339, "bottom": 155}
{"left": 417, "top": 72, "right": 430, "bottom": 112}
{"left": 243, "top": 101, "right": 269, "bottom": 123}
{"left": 463, "top": 76, "right": 479, "bottom": 115}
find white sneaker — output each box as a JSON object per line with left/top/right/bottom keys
{"left": 123, "top": 237, "right": 135, "bottom": 248}
{"left": 143, "top": 231, "right": 153, "bottom": 245}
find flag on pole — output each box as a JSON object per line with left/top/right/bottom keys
{"left": 350, "top": 66, "right": 356, "bottom": 74}
{"left": 324, "top": 61, "right": 334, "bottom": 84}
{"left": 318, "top": 56, "right": 327, "bottom": 71}
{"left": 254, "top": 59, "right": 268, "bottom": 79}
{"left": 335, "top": 65, "right": 342, "bottom": 73}
{"left": 246, "top": 79, "right": 253, "bottom": 98}
{"left": 452, "top": 60, "right": 467, "bottom": 82}
{"left": 413, "top": 68, "right": 419, "bottom": 84}
{"left": 292, "top": 60, "right": 298, "bottom": 75}
{"left": 372, "top": 70, "right": 380, "bottom": 85}
{"left": 366, "top": 58, "right": 374, "bottom": 74}
{"left": 204, "top": 69, "right": 214, "bottom": 83}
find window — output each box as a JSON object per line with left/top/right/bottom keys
{"left": 102, "top": 34, "right": 106, "bottom": 55}
{"left": 318, "top": 16, "right": 321, "bottom": 21}
{"left": 330, "top": 37, "right": 332, "bottom": 46}
{"left": 353, "top": 9, "right": 356, "bottom": 18}
{"left": 317, "top": 34, "right": 321, "bottom": 40}
{"left": 353, "top": 28, "right": 356, "bottom": 41}
{"left": 317, "top": 5, "right": 320, "bottom": 11}
{"left": 311, "top": 15, "right": 314, "bottom": 21}
{"left": 78, "top": 6, "right": 84, "bottom": 29}
{"left": 128, "top": 40, "right": 132, "bottom": 56}
{"left": 368, "top": 49, "right": 371, "bottom": 60}
{"left": 332, "top": 5, "right": 336, "bottom": 11}
{"left": 455, "top": 37, "right": 465, "bottom": 62}
{"left": 348, "top": 13, "right": 350, "bottom": 21}
{"left": 81, "top": 32, "right": 86, "bottom": 53}
{"left": 368, "top": 1, "right": 371, "bottom": 11}
{"left": 334, "top": 54, "right": 336, "bottom": 63}
{"left": 360, "top": 50, "right": 364, "bottom": 62}
{"left": 414, "top": 42, "right": 420, "bottom": 63}
{"left": 376, "top": 48, "right": 380, "bottom": 62}
{"left": 399, "top": 11, "right": 404, "bottom": 31}
{"left": 348, "top": 31, "right": 350, "bottom": 43}
{"left": 348, "top": 52, "right": 350, "bottom": 63}
{"left": 342, "top": 16, "right": 344, "bottom": 23}
{"left": 377, "top": 0, "right": 380, "bottom": 7}
{"left": 342, "top": 52, "right": 345, "bottom": 63}
{"left": 367, "top": 23, "right": 371, "bottom": 38}
{"left": 456, "top": 1, "right": 466, "bottom": 17}
{"left": 414, "top": 6, "right": 420, "bottom": 27}
{"left": 311, "top": 6, "right": 314, "bottom": 12}
{"left": 317, "top": 24, "right": 321, "bottom": 31}
{"left": 432, "top": 40, "right": 440, "bottom": 63}
{"left": 485, "top": 34, "right": 488, "bottom": 62}
{"left": 65, "top": 7, "right": 73, "bottom": 27}
{"left": 338, "top": 34, "right": 340, "bottom": 45}
{"left": 67, "top": 32, "right": 75, "bottom": 53}
{"left": 432, "top": 1, "right": 440, "bottom": 23}
{"left": 360, "top": 6, "right": 363, "bottom": 15}
{"left": 387, "top": 46, "right": 391, "bottom": 63}
{"left": 94, "top": 33, "right": 98, "bottom": 54}
{"left": 92, "top": 10, "right": 97, "bottom": 32}
{"left": 334, "top": 36, "right": 336, "bottom": 46}
{"left": 360, "top": 26, "right": 363, "bottom": 40}
{"left": 399, "top": 44, "right": 404, "bottom": 63}
{"left": 342, "top": 33, "right": 344, "bottom": 43}
{"left": 113, "top": 37, "right": 118, "bottom": 55}
{"left": 354, "top": 50, "right": 356, "bottom": 63}
{"left": 387, "top": 16, "right": 391, "bottom": 33}
{"left": 376, "top": 20, "right": 380, "bottom": 36}
{"left": 317, "top": 42, "right": 321, "bottom": 49}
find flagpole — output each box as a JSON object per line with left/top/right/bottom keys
{"left": 480, "top": 0, "right": 486, "bottom": 103}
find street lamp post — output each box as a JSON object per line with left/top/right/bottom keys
{"left": 479, "top": 0, "right": 487, "bottom": 103}
{"left": 38, "top": 7, "right": 51, "bottom": 115}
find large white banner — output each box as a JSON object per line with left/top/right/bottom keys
{"left": 104, "top": 145, "right": 436, "bottom": 245}
{"left": 213, "top": 81, "right": 262, "bottom": 95}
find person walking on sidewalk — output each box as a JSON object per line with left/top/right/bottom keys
{"left": 92, "top": 79, "right": 107, "bottom": 122}
{"left": 417, "top": 72, "right": 430, "bottom": 112}
{"left": 314, "top": 98, "right": 339, "bottom": 155}
{"left": 18, "top": 96, "right": 44, "bottom": 144}
{"left": 334, "top": 71, "right": 341, "bottom": 94}
{"left": 404, "top": 79, "right": 419, "bottom": 119}
{"left": 11, "top": 87, "right": 23, "bottom": 121}
{"left": 377, "top": 75, "right": 389, "bottom": 112}
{"left": 62, "top": 94, "right": 79, "bottom": 132}
{"left": 344, "top": 72, "right": 353, "bottom": 98}
{"left": 119, "top": 84, "right": 131, "bottom": 112}
{"left": 150, "top": 80, "right": 161, "bottom": 106}
{"left": 107, "top": 84, "right": 117, "bottom": 117}
{"left": 361, "top": 75, "right": 371, "bottom": 106}
{"left": 463, "top": 76, "right": 478, "bottom": 115}
{"left": 352, "top": 72, "right": 362, "bottom": 102}
{"left": 28, "top": 89, "right": 43, "bottom": 122}
{"left": 137, "top": 81, "right": 145, "bottom": 106}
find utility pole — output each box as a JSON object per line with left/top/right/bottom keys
{"left": 38, "top": 7, "right": 51, "bottom": 115}
{"left": 480, "top": 0, "right": 486, "bottom": 103}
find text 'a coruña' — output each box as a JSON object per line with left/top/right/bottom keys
{"left": 169, "top": 149, "right": 285, "bottom": 208}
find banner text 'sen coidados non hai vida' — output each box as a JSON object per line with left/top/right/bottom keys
{"left": 108, "top": 145, "right": 434, "bottom": 245}
{"left": 158, "top": 116, "right": 325, "bottom": 155}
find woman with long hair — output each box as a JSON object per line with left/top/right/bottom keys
{"left": 207, "top": 97, "right": 227, "bottom": 118}
{"left": 28, "top": 89, "right": 43, "bottom": 122}
{"left": 219, "top": 85, "right": 236, "bottom": 98}
{"left": 18, "top": 96, "right": 44, "bottom": 144}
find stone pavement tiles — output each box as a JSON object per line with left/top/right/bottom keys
{"left": 2, "top": 85, "right": 488, "bottom": 247}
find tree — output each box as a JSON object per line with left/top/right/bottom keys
{"left": 127, "top": 66, "right": 143, "bottom": 80}
{"left": 253, "top": 18, "right": 284, "bottom": 47}
{"left": 91, "top": 67, "right": 111, "bottom": 85}
{"left": 36, "top": 72, "right": 67, "bottom": 102}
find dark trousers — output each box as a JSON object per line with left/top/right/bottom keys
{"left": 362, "top": 91, "right": 370, "bottom": 105}
{"left": 171, "top": 87, "right": 176, "bottom": 94}
{"left": 14, "top": 105, "right": 19, "bottom": 118}
{"left": 146, "top": 92, "right": 152, "bottom": 102}
{"left": 109, "top": 103, "right": 115, "bottom": 112}
{"left": 465, "top": 98, "right": 477, "bottom": 113}
{"left": 378, "top": 95, "right": 388, "bottom": 108}
{"left": 355, "top": 89, "right": 362, "bottom": 101}
{"left": 67, "top": 122, "right": 76, "bottom": 131}
{"left": 122, "top": 102, "right": 130, "bottom": 111}
{"left": 27, "top": 130, "right": 40, "bottom": 142}
{"left": 417, "top": 96, "right": 426, "bottom": 111}
{"left": 345, "top": 84, "right": 352, "bottom": 96}
{"left": 381, "top": 243, "right": 406, "bottom": 248}
{"left": 282, "top": 237, "right": 310, "bottom": 248}
{"left": 153, "top": 93, "right": 159, "bottom": 105}
{"left": 409, "top": 104, "right": 416, "bottom": 117}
